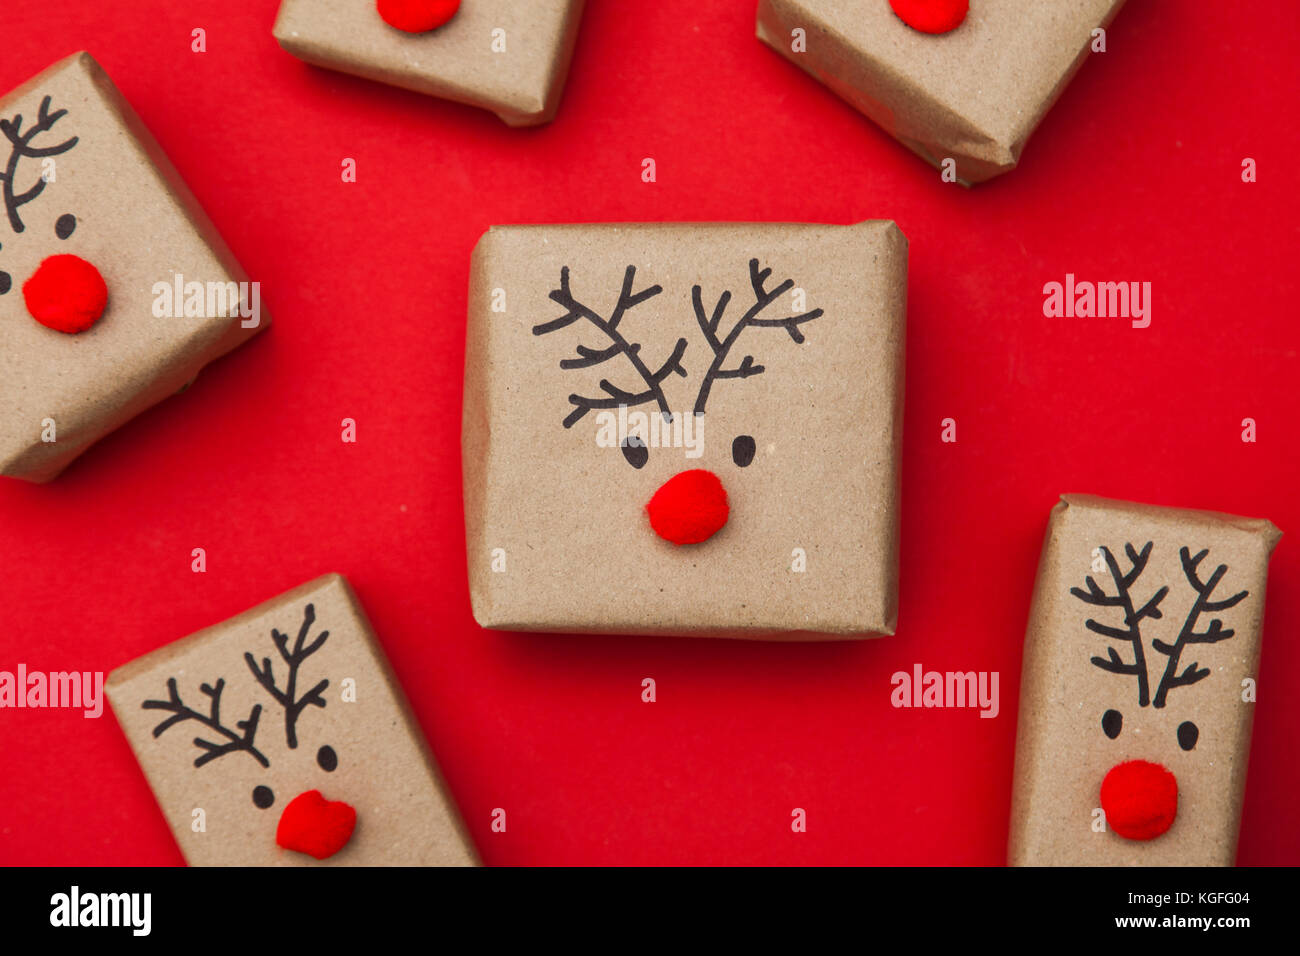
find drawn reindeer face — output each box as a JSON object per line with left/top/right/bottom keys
{"left": 109, "top": 574, "right": 476, "bottom": 866}
{"left": 1071, "top": 542, "right": 1249, "bottom": 842}
{"left": 532, "top": 257, "right": 824, "bottom": 545}
{"left": 141, "top": 602, "right": 356, "bottom": 861}
{"left": 0, "top": 95, "right": 108, "bottom": 334}
{"left": 464, "top": 222, "right": 905, "bottom": 636}
{"left": 2, "top": 53, "right": 269, "bottom": 483}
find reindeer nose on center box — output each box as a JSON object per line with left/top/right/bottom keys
{"left": 1100, "top": 759, "right": 1178, "bottom": 841}
{"left": 646, "top": 469, "right": 730, "bottom": 545}
{"left": 276, "top": 790, "right": 357, "bottom": 860}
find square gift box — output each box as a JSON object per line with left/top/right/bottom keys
{"left": 463, "top": 220, "right": 907, "bottom": 639}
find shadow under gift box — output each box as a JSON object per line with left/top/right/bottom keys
{"left": 0, "top": 52, "right": 266, "bottom": 483}
{"left": 1008, "top": 494, "right": 1281, "bottom": 866}
{"left": 463, "top": 220, "right": 907, "bottom": 640}
{"left": 756, "top": 0, "right": 1127, "bottom": 185}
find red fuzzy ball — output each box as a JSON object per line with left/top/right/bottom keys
{"left": 276, "top": 789, "right": 357, "bottom": 860}
{"left": 646, "top": 469, "right": 729, "bottom": 545}
{"left": 377, "top": 0, "right": 461, "bottom": 33}
{"left": 889, "top": 0, "right": 969, "bottom": 35}
{"left": 23, "top": 254, "right": 108, "bottom": 334}
{"left": 1100, "top": 759, "right": 1178, "bottom": 841}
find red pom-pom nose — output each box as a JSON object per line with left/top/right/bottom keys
{"left": 377, "top": 0, "right": 461, "bottom": 33}
{"left": 23, "top": 254, "right": 109, "bottom": 334}
{"left": 1100, "top": 760, "right": 1178, "bottom": 841}
{"left": 889, "top": 0, "right": 969, "bottom": 34}
{"left": 646, "top": 469, "right": 729, "bottom": 545}
{"left": 276, "top": 790, "right": 357, "bottom": 860}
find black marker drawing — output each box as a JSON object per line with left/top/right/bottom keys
{"left": 142, "top": 677, "right": 268, "bottom": 769}
{"left": 731, "top": 434, "right": 756, "bottom": 468}
{"left": 0, "top": 95, "right": 78, "bottom": 234}
{"left": 244, "top": 602, "right": 330, "bottom": 749}
{"left": 532, "top": 258, "right": 826, "bottom": 442}
{"left": 691, "top": 258, "right": 825, "bottom": 415}
{"left": 533, "top": 265, "right": 688, "bottom": 428}
{"left": 1071, "top": 542, "right": 1167, "bottom": 707}
{"left": 1071, "top": 542, "right": 1247, "bottom": 710}
{"left": 141, "top": 603, "right": 332, "bottom": 775}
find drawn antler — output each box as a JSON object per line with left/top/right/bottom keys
{"left": 533, "top": 265, "right": 688, "bottom": 428}
{"left": 0, "top": 95, "right": 78, "bottom": 233}
{"left": 1070, "top": 542, "right": 1169, "bottom": 707}
{"left": 244, "top": 603, "right": 330, "bottom": 749}
{"left": 692, "top": 258, "right": 825, "bottom": 415}
{"left": 1150, "top": 547, "right": 1248, "bottom": 708}
{"left": 142, "top": 677, "right": 268, "bottom": 768}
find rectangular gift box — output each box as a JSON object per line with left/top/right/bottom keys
{"left": 0, "top": 52, "right": 265, "bottom": 483}
{"left": 757, "top": 0, "right": 1126, "bottom": 184}
{"left": 273, "top": 0, "right": 586, "bottom": 126}
{"left": 108, "top": 574, "right": 477, "bottom": 866}
{"left": 463, "top": 220, "right": 907, "bottom": 639}
{"left": 1008, "top": 494, "right": 1280, "bottom": 866}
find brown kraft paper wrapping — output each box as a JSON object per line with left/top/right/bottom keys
{"left": 273, "top": 0, "right": 586, "bottom": 127}
{"left": 463, "top": 220, "right": 906, "bottom": 640}
{"left": 108, "top": 574, "right": 478, "bottom": 866}
{"left": 756, "top": 0, "right": 1126, "bottom": 185}
{"left": 0, "top": 53, "right": 265, "bottom": 483}
{"left": 1009, "top": 494, "right": 1281, "bottom": 866}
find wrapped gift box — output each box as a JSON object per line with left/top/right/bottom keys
{"left": 1009, "top": 494, "right": 1280, "bottom": 865}
{"left": 0, "top": 53, "right": 265, "bottom": 483}
{"left": 108, "top": 574, "right": 477, "bottom": 866}
{"left": 463, "top": 220, "right": 907, "bottom": 639}
{"left": 757, "top": 0, "right": 1126, "bottom": 184}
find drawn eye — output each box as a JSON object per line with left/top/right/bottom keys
{"left": 1177, "top": 721, "right": 1198, "bottom": 751}
{"left": 1101, "top": 709, "right": 1122, "bottom": 739}
{"left": 55, "top": 214, "right": 76, "bottom": 240}
{"left": 252, "top": 785, "right": 275, "bottom": 809}
{"left": 621, "top": 436, "right": 648, "bottom": 469}
{"left": 732, "top": 435, "right": 756, "bottom": 468}
{"left": 317, "top": 745, "right": 338, "bottom": 772}
{"left": 0, "top": 270, "right": 9, "bottom": 295}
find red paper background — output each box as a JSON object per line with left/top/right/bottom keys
{"left": 1, "top": 0, "right": 1296, "bottom": 866}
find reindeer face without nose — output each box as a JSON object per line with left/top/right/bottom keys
{"left": 0, "top": 96, "right": 109, "bottom": 334}
{"left": 1071, "top": 542, "right": 1250, "bottom": 843}
{"left": 533, "top": 258, "right": 824, "bottom": 546}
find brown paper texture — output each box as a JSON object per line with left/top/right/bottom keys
{"left": 108, "top": 574, "right": 478, "bottom": 866}
{"left": 463, "top": 221, "right": 906, "bottom": 639}
{"left": 1008, "top": 494, "right": 1281, "bottom": 866}
{"left": 757, "top": 0, "right": 1126, "bottom": 184}
{"left": 273, "top": 0, "right": 586, "bottom": 126}
{"left": 0, "top": 53, "right": 265, "bottom": 483}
